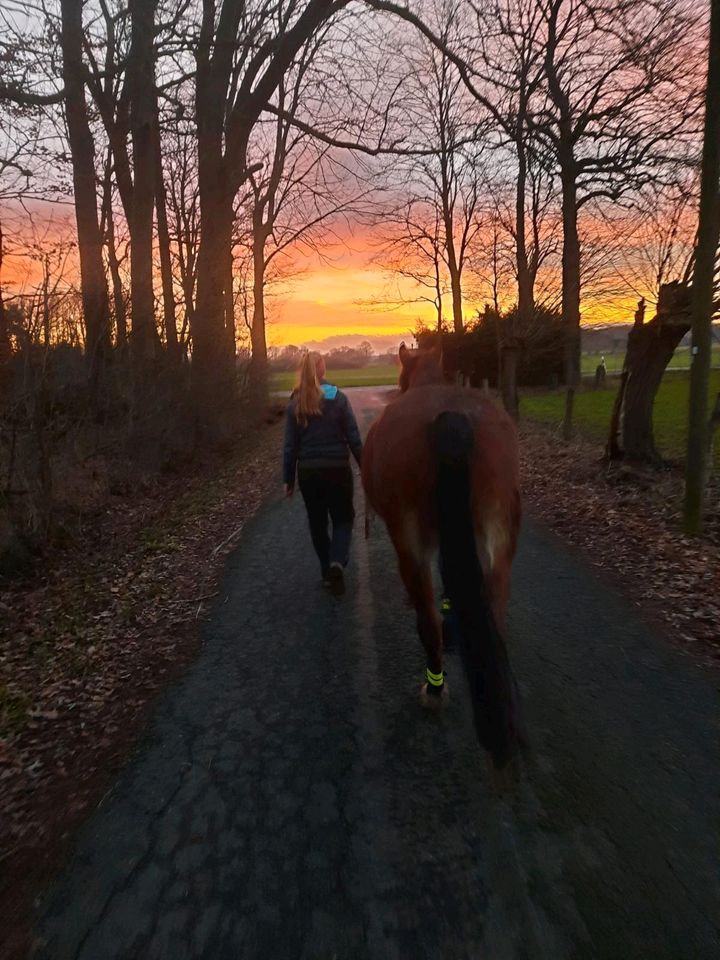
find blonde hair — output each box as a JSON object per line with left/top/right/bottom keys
{"left": 295, "top": 352, "right": 323, "bottom": 426}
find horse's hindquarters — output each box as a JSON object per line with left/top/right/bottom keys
{"left": 360, "top": 383, "right": 523, "bottom": 770}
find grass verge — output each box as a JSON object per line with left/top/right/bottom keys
{"left": 522, "top": 369, "right": 720, "bottom": 465}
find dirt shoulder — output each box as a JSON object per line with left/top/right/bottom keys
{"left": 519, "top": 420, "right": 720, "bottom": 666}
{"left": 0, "top": 419, "right": 283, "bottom": 959}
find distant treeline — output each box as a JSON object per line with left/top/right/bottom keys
{"left": 268, "top": 341, "right": 395, "bottom": 372}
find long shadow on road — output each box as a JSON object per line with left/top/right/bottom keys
{"left": 34, "top": 388, "right": 719, "bottom": 959}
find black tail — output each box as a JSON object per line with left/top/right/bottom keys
{"left": 431, "top": 411, "right": 520, "bottom": 770}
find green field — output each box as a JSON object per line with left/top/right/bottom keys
{"left": 271, "top": 363, "right": 399, "bottom": 392}
{"left": 271, "top": 345, "right": 720, "bottom": 392}
{"left": 522, "top": 369, "right": 720, "bottom": 463}
{"left": 581, "top": 344, "right": 720, "bottom": 375}
{"left": 271, "top": 355, "right": 720, "bottom": 464}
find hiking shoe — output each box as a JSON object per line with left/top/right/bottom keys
{"left": 327, "top": 562, "right": 345, "bottom": 597}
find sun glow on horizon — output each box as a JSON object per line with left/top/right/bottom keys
{"left": 1, "top": 214, "right": 654, "bottom": 351}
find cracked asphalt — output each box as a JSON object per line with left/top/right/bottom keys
{"left": 33, "top": 388, "right": 719, "bottom": 959}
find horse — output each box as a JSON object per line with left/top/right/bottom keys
{"left": 361, "top": 342, "right": 523, "bottom": 771}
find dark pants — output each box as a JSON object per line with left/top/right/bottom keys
{"left": 298, "top": 464, "right": 355, "bottom": 577}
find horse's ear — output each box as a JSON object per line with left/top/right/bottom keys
{"left": 399, "top": 342, "right": 411, "bottom": 367}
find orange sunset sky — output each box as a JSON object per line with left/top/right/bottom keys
{"left": 268, "top": 262, "right": 439, "bottom": 349}
{"left": 264, "top": 253, "right": 636, "bottom": 349}
{"left": 1, "top": 205, "right": 639, "bottom": 350}
{"left": 256, "top": 215, "right": 639, "bottom": 349}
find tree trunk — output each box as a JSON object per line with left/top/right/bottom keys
{"left": 42, "top": 260, "right": 51, "bottom": 350}
{"left": 558, "top": 146, "right": 581, "bottom": 439}
{"left": 60, "top": 0, "right": 111, "bottom": 392}
{"left": 606, "top": 368, "right": 628, "bottom": 460}
{"left": 249, "top": 221, "right": 269, "bottom": 410}
{"left": 191, "top": 0, "right": 240, "bottom": 438}
{"left": 106, "top": 212, "right": 127, "bottom": 352}
{"left": 621, "top": 327, "right": 685, "bottom": 461}
{"left": 515, "top": 141, "right": 534, "bottom": 327}
{"left": 153, "top": 100, "right": 178, "bottom": 361}
{"left": 101, "top": 154, "right": 127, "bottom": 352}
{"left": 504, "top": 137, "right": 532, "bottom": 421}
{"left": 606, "top": 286, "right": 691, "bottom": 462}
{"left": 435, "top": 256, "right": 443, "bottom": 333}
{"left": 501, "top": 343, "right": 519, "bottom": 420}
{"left": 0, "top": 288, "right": 8, "bottom": 362}
{"left": 707, "top": 393, "right": 720, "bottom": 478}
{"left": 446, "top": 237, "right": 463, "bottom": 334}
{"left": 684, "top": 0, "right": 720, "bottom": 534}
{"left": 108, "top": 98, "right": 133, "bottom": 220}
{"left": 193, "top": 176, "right": 236, "bottom": 436}
{"left": 128, "top": 0, "right": 159, "bottom": 369}
{"left": 0, "top": 220, "right": 11, "bottom": 366}
{"left": 224, "top": 245, "right": 236, "bottom": 358}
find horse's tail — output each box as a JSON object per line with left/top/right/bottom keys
{"left": 431, "top": 410, "right": 519, "bottom": 770}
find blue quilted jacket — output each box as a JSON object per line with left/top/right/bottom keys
{"left": 282, "top": 382, "right": 363, "bottom": 486}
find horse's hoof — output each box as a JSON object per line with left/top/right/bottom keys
{"left": 418, "top": 682, "right": 448, "bottom": 710}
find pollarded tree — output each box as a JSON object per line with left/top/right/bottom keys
{"left": 604, "top": 183, "right": 697, "bottom": 462}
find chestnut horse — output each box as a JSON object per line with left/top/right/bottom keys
{"left": 362, "top": 343, "right": 523, "bottom": 770}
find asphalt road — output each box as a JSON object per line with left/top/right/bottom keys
{"left": 34, "top": 387, "right": 719, "bottom": 960}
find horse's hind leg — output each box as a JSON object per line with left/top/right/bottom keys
{"left": 388, "top": 523, "right": 446, "bottom": 707}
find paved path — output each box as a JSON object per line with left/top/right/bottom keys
{"left": 34, "top": 388, "right": 719, "bottom": 959}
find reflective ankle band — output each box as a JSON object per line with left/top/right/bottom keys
{"left": 426, "top": 667, "right": 444, "bottom": 687}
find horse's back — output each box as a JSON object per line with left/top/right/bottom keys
{"left": 363, "top": 385, "right": 519, "bottom": 524}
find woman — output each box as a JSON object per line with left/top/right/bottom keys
{"left": 283, "top": 352, "right": 363, "bottom": 596}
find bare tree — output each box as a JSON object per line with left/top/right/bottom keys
{"left": 82, "top": 0, "right": 162, "bottom": 370}
{"left": 243, "top": 23, "right": 363, "bottom": 403}
{"left": 100, "top": 148, "right": 129, "bottom": 352}
{"left": 191, "top": 0, "right": 351, "bottom": 437}
{"left": 376, "top": 200, "right": 448, "bottom": 329}
{"left": 60, "top": 0, "right": 112, "bottom": 392}
{"left": 366, "top": 0, "right": 554, "bottom": 412}
{"left": 471, "top": 0, "right": 547, "bottom": 413}
{"left": 372, "top": 3, "right": 486, "bottom": 339}
{"left": 126, "top": 0, "right": 160, "bottom": 368}
{"left": 153, "top": 96, "right": 179, "bottom": 362}
{"left": 165, "top": 122, "right": 200, "bottom": 359}
{"left": 408, "top": 6, "right": 485, "bottom": 334}
{"left": 529, "top": 0, "right": 700, "bottom": 436}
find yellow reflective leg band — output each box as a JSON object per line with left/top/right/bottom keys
{"left": 426, "top": 667, "right": 444, "bottom": 687}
